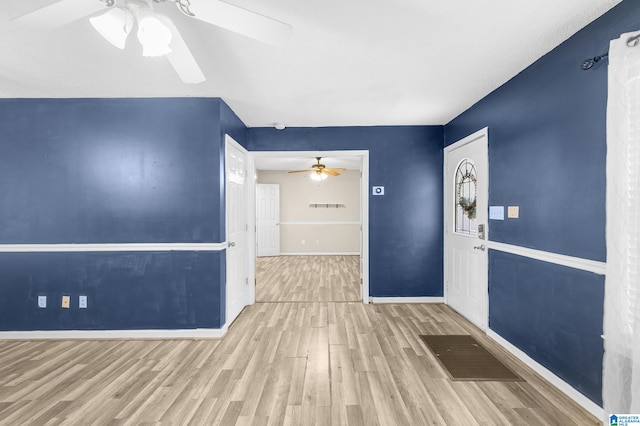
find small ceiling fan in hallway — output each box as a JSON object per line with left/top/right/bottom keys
{"left": 288, "top": 157, "right": 347, "bottom": 181}
{"left": 13, "top": 0, "right": 292, "bottom": 84}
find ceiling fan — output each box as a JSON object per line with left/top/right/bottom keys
{"left": 12, "top": 0, "right": 292, "bottom": 84}
{"left": 288, "top": 157, "right": 347, "bottom": 181}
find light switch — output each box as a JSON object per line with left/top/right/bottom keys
{"left": 79, "top": 295, "right": 87, "bottom": 309}
{"left": 489, "top": 206, "right": 504, "bottom": 220}
{"left": 38, "top": 296, "right": 47, "bottom": 308}
{"left": 61, "top": 295, "right": 70, "bottom": 309}
{"left": 508, "top": 206, "right": 520, "bottom": 218}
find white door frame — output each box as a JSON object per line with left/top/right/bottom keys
{"left": 247, "top": 150, "right": 370, "bottom": 304}
{"left": 225, "top": 135, "right": 250, "bottom": 325}
{"left": 443, "top": 127, "right": 489, "bottom": 330}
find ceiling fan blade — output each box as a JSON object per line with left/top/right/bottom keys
{"left": 324, "top": 170, "right": 340, "bottom": 176}
{"left": 157, "top": 15, "right": 206, "bottom": 84}
{"left": 13, "top": 0, "right": 109, "bottom": 30}
{"left": 288, "top": 170, "right": 313, "bottom": 174}
{"left": 187, "top": 0, "right": 292, "bottom": 47}
{"left": 326, "top": 168, "right": 347, "bottom": 172}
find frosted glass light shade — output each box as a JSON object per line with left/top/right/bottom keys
{"left": 310, "top": 172, "right": 328, "bottom": 181}
{"left": 89, "top": 8, "right": 131, "bottom": 49}
{"left": 137, "top": 11, "right": 172, "bottom": 57}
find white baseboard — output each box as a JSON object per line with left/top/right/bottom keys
{"left": 278, "top": 252, "right": 360, "bottom": 256}
{"left": 0, "top": 326, "right": 228, "bottom": 340}
{"left": 487, "top": 329, "right": 603, "bottom": 419}
{"left": 370, "top": 297, "right": 445, "bottom": 304}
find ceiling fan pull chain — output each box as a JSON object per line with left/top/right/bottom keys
{"left": 175, "top": 0, "right": 195, "bottom": 17}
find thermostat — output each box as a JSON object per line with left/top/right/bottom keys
{"left": 372, "top": 186, "right": 384, "bottom": 195}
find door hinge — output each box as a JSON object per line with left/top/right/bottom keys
{"left": 245, "top": 277, "right": 249, "bottom": 285}
{"left": 245, "top": 224, "right": 248, "bottom": 231}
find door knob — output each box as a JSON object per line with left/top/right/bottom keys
{"left": 473, "top": 244, "right": 486, "bottom": 251}
{"left": 228, "top": 241, "right": 236, "bottom": 247}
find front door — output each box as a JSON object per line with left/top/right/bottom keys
{"left": 225, "top": 136, "right": 248, "bottom": 326}
{"left": 444, "top": 128, "right": 489, "bottom": 330}
{"left": 256, "top": 183, "right": 280, "bottom": 257}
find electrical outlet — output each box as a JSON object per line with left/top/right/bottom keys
{"left": 316, "top": 240, "right": 320, "bottom": 245}
{"left": 38, "top": 296, "right": 47, "bottom": 308}
{"left": 301, "top": 240, "right": 305, "bottom": 245}
{"left": 61, "top": 295, "right": 70, "bottom": 309}
{"left": 79, "top": 295, "right": 87, "bottom": 309}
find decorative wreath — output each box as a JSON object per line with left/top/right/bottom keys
{"left": 457, "top": 169, "right": 477, "bottom": 220}
{"left": 458, "top": 196, "right": 477, "bottom": 220}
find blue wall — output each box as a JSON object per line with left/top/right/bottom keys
{"left": 0, "top": 251, "right": 222, "bottom": 330}
{"left": 247, "top": 126, "right": 444, "bottom": 297}
{"left": 0, "top": 98, "right": 237, "bottom": 330}
{"left": 0, "top": 98, "right": 223, "bottom": 244}
{"left": 445, "top": 0, "right": 640, "bottom": 405}
{"left": 489, "top": 251, "right": 604, "bottom": 404}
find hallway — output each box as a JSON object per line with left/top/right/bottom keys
{"left": 256, "top": 255, "right": 360, "bottom": 302}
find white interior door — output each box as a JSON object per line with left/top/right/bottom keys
{"left": 225, "top": 136, "right": 248, "bottom": 326}
{"left": 444, "top": 128, "right": 489, "bottom": 331}
{"left": 256, "top": 184, "right": 280, "bottom": 257}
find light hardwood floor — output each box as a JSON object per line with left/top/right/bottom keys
{"left": 256, "top": 256, "right": 360, "bottom": 302}
{"left": 0, "top": 256, "right": 599, "bottom": 425}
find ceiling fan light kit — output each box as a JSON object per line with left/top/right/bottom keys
{"left": 13, "top": 0, "right": 292, "bottom": 84}
{"left": 90, "top": 0, "right": 173, "bottom": 57}
{"left": 288, "top": 157, "right": 347, "bottom": 181}
{"left": 310, "top": 171, "right": 328, "bottom": 181}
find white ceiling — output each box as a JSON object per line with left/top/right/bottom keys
{"left": 0, "top": 0, "right": 622, "bottom": 127}
{"left": 254, "top": 155, "right": 361, "bottom": 171}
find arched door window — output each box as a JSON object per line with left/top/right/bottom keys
{"left": 455, "top": 159, "right": 477, "bottom": 235}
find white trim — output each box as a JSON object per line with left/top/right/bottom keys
{"left": 443, "top": 127, "right": 489, "bottom": 154}
{"left": 370, "top": 297, "right": 445, "bottom": 304}
{"left": 247, "top": 154, "right": 257, "bottom": 305}
{"left": 488, "top": 241, "right": 606, "bottom": 275}
{"left": 487, "top": 329, "right": 603, "bottom": 419}
{"left": 0, "top": 326, "right": 228, "bottom": 340}
{"left": 280, "top": 221, "right": 360, "bottom": 225}
{"left": 361, "top": 153, "right": 370, "bottom": 304}
{"left": 278, "top": 252, "right": 360, "bottom": 256}
{"left": 0, "top": 243, "right": 227, "bottom": 253}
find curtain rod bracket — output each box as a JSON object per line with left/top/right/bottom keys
{"left": 627, "top": 33, "right": 640, "bottom": 48}
{"left": 581, "top": 53, "right": 608, "bottom": 70}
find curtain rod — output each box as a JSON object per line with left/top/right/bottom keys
{"left": 581, "top": 32, "right": 640, "bottom": 70}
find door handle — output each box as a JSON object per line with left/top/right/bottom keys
{"left": 228, "top": 241, "right": 236, "bottom": 247}
{"left": 473, "top": 244, "right": 486, "bottom": 251}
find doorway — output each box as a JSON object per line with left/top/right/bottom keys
{"left": 444, "top": 128, "right": 489, "bottom": 331}
{"left": 247, "top": 150, "right": 370, "bottom": 304}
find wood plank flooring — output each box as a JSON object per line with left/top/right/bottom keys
{"left": 256, "top": 256, "right": 360, "bottom": 302}
{"left": 0, "top": 256, "right": 599, "bottom": 425}
{"left": 0, "top": 303, "right": 598, "bottom": 425}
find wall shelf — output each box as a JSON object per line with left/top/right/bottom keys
{"left": 309, "top": 203, "right": 346, "bottom": 208}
